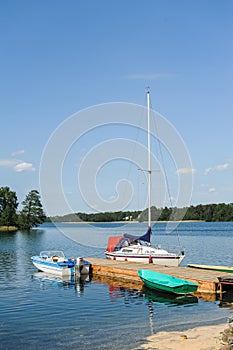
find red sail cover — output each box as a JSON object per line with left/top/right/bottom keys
{"left": 107, "top": 236, "right": 124, "bottom": 252}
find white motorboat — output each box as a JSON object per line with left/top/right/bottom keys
{"left": 31, "top": 250, "right": 91, "bottom": 276}
{"left": 105, "top": 91, "right": 185, "bottom": 266}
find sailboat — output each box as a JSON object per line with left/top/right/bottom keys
{"left": 105, "top": 91, "right": 185, "bottom": 266}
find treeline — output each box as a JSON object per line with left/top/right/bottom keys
{"left": 50, "top": 210, "right": 141, "bottom": 223}
{"left": 185, "top": 203, "right": 233, "bottom": 222}
{"left": 139, "top": 203, "right": 233, "bottom": 222}
{"left": 0, "top": 186, "right": 46, "bottom": 230}
{"left": 50, "top": 203, "right": 233, "bottom": 223}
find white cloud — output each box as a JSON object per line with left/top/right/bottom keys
{"left": 126, "top": 73, "right": 177, "bottom": 80}
{"left": 176, "top": 168, "right": 196, "bottom": 175}
{"left": 0, "top": 159, "right": 18, "bottom": 167}
{"left": 0, "top": 158, "right": 35, "bottom": 172}
{"left": 14, "top": 162, "right": 35, "bottom": 172}
{"left": 204, "top": 163, "right": 230, "bottom": 175}
{"left": 11, "top": 149, "right": 25, "bottom": 157}
{"left": 208, "top": 187, "right": 216, "bottom": 193}
{"left": 216, "top": 163, "right": 230, "bottom": 171}
{"left": 204, "top": 168, "right": 211, "bottom": 175}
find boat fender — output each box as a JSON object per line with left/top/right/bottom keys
{"left": 125, "top": 258, "right": 127, "bottom": 262}
{"left": 74, "top": 257, "right": 84, "bottom": 276}
{"left": 149, "top": 256, "right": 153, "bottom": 264}
{"left": 75, "top": 257, "right": 84, "bottom": 267}
{"left": 113, "top": 256, "right": 116, "bottom": 260}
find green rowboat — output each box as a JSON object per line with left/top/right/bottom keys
{"left": 138, "top": 269, "right": 198, "bottom": 295}
{"left": 188, "top": 264, "right": 233, "bottom": 273}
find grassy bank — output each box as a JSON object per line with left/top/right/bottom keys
{"left": 0, "top": 226, "right": 18, "bottom": 231}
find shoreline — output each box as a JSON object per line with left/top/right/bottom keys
{"left": 134, "top": 323, "right": 229, "bottom": 350}
{"left": 49, "top": 220, "right": 204, "bottom": 224}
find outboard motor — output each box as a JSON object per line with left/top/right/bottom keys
{"left": 74, "top": 257, "right": 84, "bottom": 277}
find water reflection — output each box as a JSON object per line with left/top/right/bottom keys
{"left": 109, "top": 285, "right": 143, "bottom": 304}
{"left": 143, "top": 287, "right": 199, "bottom": 334}
{"left": 143, "top": 288, "right": 198, "bottom": 306}
{"left": 32, "top": 272, "right": 91, "bottom": 295}
{"left": 219, "top": 291, "right": 233, "bottom": 309}
{"left": 108, "top": 284, "right": 199, "bottom": 336}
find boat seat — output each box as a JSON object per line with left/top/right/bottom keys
{"left": 52, "top": 256, "right": 59, "bottom": 262}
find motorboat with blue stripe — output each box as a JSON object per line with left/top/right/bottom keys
{"left": 31, "top": 250, "right": 91, "bottom": 276}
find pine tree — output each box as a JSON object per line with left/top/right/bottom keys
{"left": 18, "top": 190, "right": 46, "bottom": 230}
{"left": 0, "top": 186, "right": 18, "bottom": 226}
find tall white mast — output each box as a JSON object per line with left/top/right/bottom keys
{"left": 147, "top": 90, "right": 151, "bottom": 227}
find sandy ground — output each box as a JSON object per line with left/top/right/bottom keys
{"left": 135, "top": 323, "right": 227, "bottom": 350}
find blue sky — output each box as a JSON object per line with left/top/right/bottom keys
{"left": 0, "top": 0, "right": 232, "bottom": 215}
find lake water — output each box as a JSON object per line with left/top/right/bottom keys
{"left": 0, "top": 222, "right": 233, "bottom": 350}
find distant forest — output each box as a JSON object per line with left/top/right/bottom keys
{"left": 49, "top": 203, "right": 233, "bottom": 222}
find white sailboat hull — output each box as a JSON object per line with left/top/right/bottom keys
{"left": 105, "top": 244, "right": 185, "bottom": 266}
{"left": 105, "top": 253, "right": 184, "bottom": 266}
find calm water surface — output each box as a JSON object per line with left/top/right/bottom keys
{"left": 0, "top": 222, "right": 233, "bottom": 350}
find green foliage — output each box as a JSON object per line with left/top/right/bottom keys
{"left": 17, "top": 190, "right": 46, "bottom": 230}
{"left": 0, "top": 186, "right": 18, "bottom": 226}
{"left": 0, "top": 186, "right": 47, "bottom": 230}
{"left": 139, "top": 203, "right": 233, "bottom": 222}
{"left": 50, "top": 204, "right": 233, "bottom": 223}
{"left": 183, "top": 203, "right": 233, "bottom": 222}
{"left": 51, "top": 210, "right": 141, "bottom": 223}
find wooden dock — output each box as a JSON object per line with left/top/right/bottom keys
{"left": 86, "top": 257, "right": 231, "bottom": 299}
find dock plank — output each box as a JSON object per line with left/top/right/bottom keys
{"left": 86, "top": 257, "right": 231, "bottom": 294}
